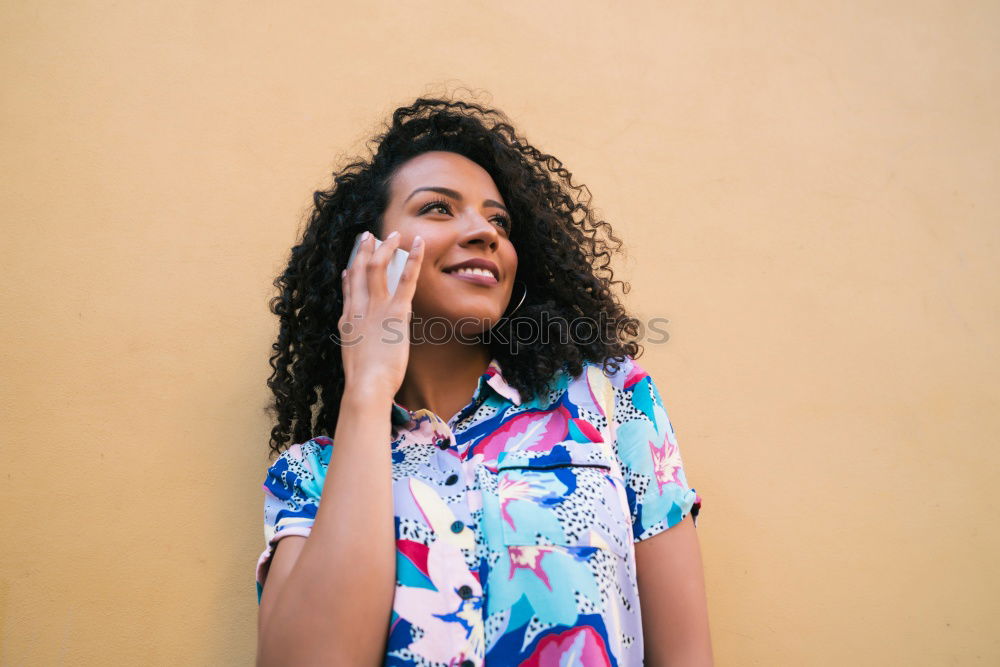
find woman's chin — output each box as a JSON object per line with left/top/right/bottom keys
{"left": 412, "top": 303, "right": 507, "bottom": 334}
{"left": 449, "top": 306, "right": 507, "bottom": 327}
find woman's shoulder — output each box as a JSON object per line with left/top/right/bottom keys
{"left": 551, "top": 354, "right": 645, "bottom": 416}
{"left": 574, "top": 353, "right": 647, "bottom": 389}
{"left": 269, "top": 435, "right": 334, "bottom": 463}
{"left": 264, "top": 435, "right": 335, "bottom": 492}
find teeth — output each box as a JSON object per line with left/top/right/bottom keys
{"left": 450, "top": 267, "right": 495, "bottom": 279}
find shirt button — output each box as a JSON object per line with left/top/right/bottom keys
{"left": 457, "top": 585, "right": 473, "bottom": 599}
{"left": 450, "top": 520, "right": 464, "bottom": 533}
{"left": 445, "top": 473, "right": 459, "bottom": 485}
{"left": 437, "top": 437, "right": 452, "bottom": 450}
{"left": 460, "top": 661, "right": 475, "bottom": 667}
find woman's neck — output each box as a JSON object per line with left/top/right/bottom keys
{"left": 394, "top": 342, "right": 493, "bottom": 424}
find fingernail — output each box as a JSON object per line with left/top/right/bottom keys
{"left": 341, "top": 269, "right": 347, "bottom": 278}
{"left": 414, "top": 235, "right": 423, "bottom": 246}
{"left": 361, "top": 231, "right": 370, "bottom": 241}
{"left": 387, "top": 231, "right": 399, "bottom": 239}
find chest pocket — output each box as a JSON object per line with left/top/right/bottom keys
{"left": 495, "top": 449, "right": 633, "bottom": 559}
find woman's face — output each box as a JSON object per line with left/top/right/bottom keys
{"left": 380, "top": 150, "right": 519, "bottom": 335}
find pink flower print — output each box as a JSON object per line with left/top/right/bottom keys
{"left": 507, "top": 545, "right": 554, "bottom": 591}
{"left": 649, "top": 434, "right": 684, "bottom": 494}
{"left": 498, "top": 475, "right": 539, "bottom": 532}
{"left": 522, "top": 625, "right": 613, "bottom": 666}
{"left": 476, "top": 408, "right": 570, "bottom": 464}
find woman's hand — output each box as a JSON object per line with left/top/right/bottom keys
{"left": 338, "top": 230, "right": 424, "bottom": 399}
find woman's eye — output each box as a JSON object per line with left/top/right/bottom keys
{"left": 420, "top": 200, "right": 511, "bottom": 233}
{"left": 420, "top": 200, "right": 451, "bottom": 215}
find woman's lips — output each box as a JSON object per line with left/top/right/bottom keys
{"left": 444, "top": 270, "right": 499, "bottom": 286}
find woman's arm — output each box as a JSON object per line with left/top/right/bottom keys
{"left": 257, "top": 231, "right": 423, "bottom": 665}
{"left": 636, "top": 513, "right": 714, "bottom": 666}
{"left": 256, "top": 387, "right": 397, "bottom": 666}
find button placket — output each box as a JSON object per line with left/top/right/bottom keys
{"left": 420, "top": 392, "right": 488, "bottom": 667}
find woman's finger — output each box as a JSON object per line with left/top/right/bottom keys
{"left": 340, "top": 267, "right": 350, "bottom": 310}
{"left": 338, "top": 267, "right": 356, "bottom": 342}
{"left": 367, "top": 230, "right": 400, "bottom": 300}
{"left": 349, "top": 231, "right": 374, "bottom": 309}
{"left": 391, "top": 235, "right": 424, "bottom": 308}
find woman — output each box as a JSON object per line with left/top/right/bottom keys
{"left": 255, "top": 96, "right": 712, "bottom": 666}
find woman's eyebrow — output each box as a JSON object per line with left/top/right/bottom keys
{"left": 404, "top": 186, "right": 508, "bottom": 213}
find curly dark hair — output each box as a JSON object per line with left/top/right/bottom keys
{"left": 264, "top": 94, "right": 645, "bottom": 458}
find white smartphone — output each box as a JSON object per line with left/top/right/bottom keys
{"left": 346, "top": 233, "right": 410, "bottom": 296}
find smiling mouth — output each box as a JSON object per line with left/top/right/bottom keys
{"left": 443, "top": 268, "right": 500, "bottom": 285}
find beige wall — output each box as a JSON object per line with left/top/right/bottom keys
{"left": 2, "top": 1, "right": 997, "bottom": 664}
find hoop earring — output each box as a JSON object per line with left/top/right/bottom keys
{"left": 492, "top": 280, "right": 527, "bottom": 327}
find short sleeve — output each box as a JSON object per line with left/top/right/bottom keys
{"left": 255, "top": 436, "right": 333, "bottom": 604}
{"left": 609, "top": 356, "right": 702, "bottom": 542}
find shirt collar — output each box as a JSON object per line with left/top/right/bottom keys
{"left": 389, "top": 356, "right": 522, "bottom": 427}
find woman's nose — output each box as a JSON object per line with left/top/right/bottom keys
{"left": 464, "top": 213, "right": 500, "bottom": 248}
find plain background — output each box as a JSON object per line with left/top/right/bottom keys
{"left": 2, "top": 1, "right": 997, "bottom": 664}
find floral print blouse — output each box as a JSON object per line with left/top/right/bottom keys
{"left": 256, "top": 354, "right": 702, "bottom": 666}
